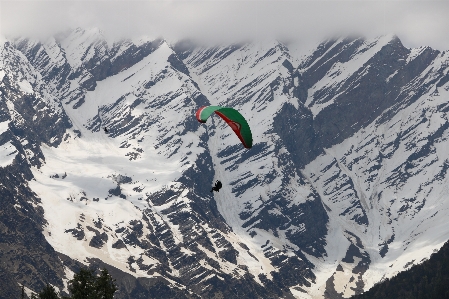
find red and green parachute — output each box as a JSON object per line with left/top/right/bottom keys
{"left": 196, "top": 106, "right": 253, "bottom": 148}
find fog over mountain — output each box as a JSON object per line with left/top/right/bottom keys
{"left": 2, "top": 1, "right": 449, "bottom": 49}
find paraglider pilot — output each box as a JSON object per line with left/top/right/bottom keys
{"left": 210, "top": 180, "right": 222, "bottom": 193}
{"left": 104, "top": 127, "right": 109, "bottom": 133}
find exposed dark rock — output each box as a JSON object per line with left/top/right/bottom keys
{"left": 167, "top": 53, "right": 190, "bottom": 76}
{"left": 218, "top": 248, "right": 238, "bottom": 264}
{"left": 65, "top": 224, "right": 85, "bottom": 240}
{"left": 108, "top": 185, "right": 126, "bottom": 199}
{"left": 84, "top": 226, "right": 107, "bottom": 249}
{"left": 0, "top": 162, "right": 67, "bottom": 298}
{"left": 112, "top": 240, "right": 127, "bottom": 249}
{"left": 4, "top": 32, "right": 449, "bottom": 299}
{"left": 324, "top": 275, "right": 344, "bottom": 299}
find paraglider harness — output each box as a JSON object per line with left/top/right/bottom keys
{"left": 210, "top": 180, "right": 222, "bottom": 193}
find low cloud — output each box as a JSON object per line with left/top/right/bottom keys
{"left": 1, "top": 0, "right": 448, "bottom": 50}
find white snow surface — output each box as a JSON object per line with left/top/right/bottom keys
{"left": 305, "top": 35, "right": 396, "bottom": 116}
{"left": 0, "top": 120, "right": 9, "bottom": 135}
{"left": 60, "top": 28, "right": 109, "bottom": 70}
{"left": 304, "top": 50, "right": 449, "bottom": 295}
{"left": 24, "top": 33, "right": 258, "bottom": 290}
{"left": 184, "top": 41, "right": 320, "bottom": 283}
{"left": 29, "top": 41, "right": 204, "bottom": 280}
{"left": 406, "top": 46, "right": 428, "bottom": 64}
{"left": 4, "top": 29, "right": 449, "bottom": 298}
{"left": 0, "top": 141, "right": 17, "bottom": 167}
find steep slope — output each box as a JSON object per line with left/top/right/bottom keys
{"left": 178, "top": 41, "right": 328, "bottom": 297}
{"left": 2, "top": 29, "right": 449, "bottom": 299}
{"left": 11, "top": 29, "right": 302, "bottom": 298}
{"left": 303, "top": 48, "right": 449, "bottom": 297}
{"left": 178, "top": 35, "right": 449, "bottom": 298}
{"left": 0, "top": 38, "right": 71, "bottom": 299}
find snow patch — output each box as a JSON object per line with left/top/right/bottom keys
{"left": 305, "top": 35, "right": 396, "bottom": 116}
{"left": 406, "top": 47, "right": 428, "bottom": 64}
{"left": 0, "top": 121, "right": 9, "bottom": 135}
{"left": 18, "top": 79, "right": 33, "bottom": 94}
{"left": 0, "top": 141, "right": 18, "bottom": 167}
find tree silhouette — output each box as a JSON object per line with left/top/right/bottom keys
{"left": 67, "top": 267, "right": 117, "bottom": 299}
{"left": 68, "top": 268, "right": 97, "bottom": 299}
{"left": 353, "top": 240, "right": 449, "bottom": 299}
{"left": 30, "top": 267, "right": 118, "bottom": 298}
{"left": 31, "top": 284, "right": 59, "bottom": 299}
{"left": 95, "top": 269, "right": 117, "bottom": 299}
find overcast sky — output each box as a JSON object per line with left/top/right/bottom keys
{"left": 1, "top": 0, "right": 448, "bottom": 51}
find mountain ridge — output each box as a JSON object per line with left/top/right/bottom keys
{"left": 1, "top": 29, "right": 449, "bottom": 298}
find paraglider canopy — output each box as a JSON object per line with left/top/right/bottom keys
{"left": 196, "top": 106, "right": 252, "bottom": 148}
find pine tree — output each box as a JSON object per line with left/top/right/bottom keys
{"left": 31, "top": 284, "right": 59, "bottom": 299}
{"left": 68, "top": 268, "right": 97, "bottom": 299}
{"left": 67, "top": 267, "right": 117, "bottom": 299}
{"left": 32, "top": 267, "right": 118, "bottom": 299}
{"left": 95, "top": 269, "right": 117, "bottom": 299}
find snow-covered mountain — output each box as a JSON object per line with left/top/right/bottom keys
{"left": 1, "top": 28, "right": 449, "bottom": 298}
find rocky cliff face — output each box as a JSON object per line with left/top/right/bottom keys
{"left": 1, "top": 29, "right": 449, "bottom": 298}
